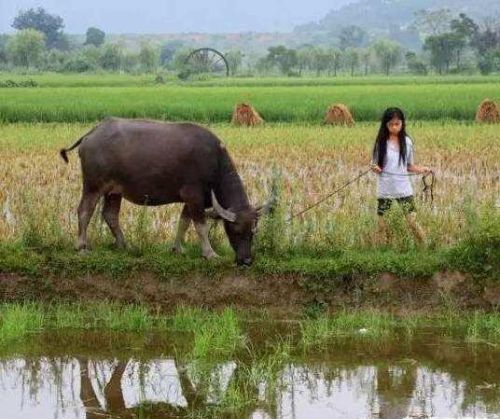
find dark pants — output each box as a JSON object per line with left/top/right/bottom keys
{"left": 377, "top": 196, "right": 416, "bottom": 216}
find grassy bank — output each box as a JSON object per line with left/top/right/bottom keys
{"left": 0, "top": 229, "right": 498, "bottom": 280}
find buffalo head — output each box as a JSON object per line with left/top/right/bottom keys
{"left": 209, "top": 191, "right": 273, "bottom": 266}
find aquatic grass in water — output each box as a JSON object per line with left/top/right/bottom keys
{"left": 171, "top": 305, "right": 209, "bottom": 332}
{"left": 466, "top": 312, "right": 500, "bottom": 343}
{"left": 191, "top": 308, "right": 245, "bottom": 359}
{"left": 1, "top": 302, "right": 500, "bottom": 352}
{"left": 0, "top": 303, "right": 45, "bottom": 342}
{"left": 300, "top": 311, "right": 396, "bottom": 348}
{"left": 0, "top": 303, "right": 166, "bottom": 344}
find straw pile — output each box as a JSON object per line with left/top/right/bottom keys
{"left": 324, "top": 103, "right": 355, "bottom": 126}
{"left": 231, "top": 103, "right": 264, "bottom": 126}
{"left": 475, "top": 99, "right": 500, "bottom": 123}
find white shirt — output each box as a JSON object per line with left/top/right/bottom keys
{"left": 375, "top": 136, "right": 414, "bottom": 199}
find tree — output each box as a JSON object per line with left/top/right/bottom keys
{"left": 172, "top": 48, "right": 192, "bottom": 74}
{"left": 405, "top": 51, "right": 428, "bottom": 75}
{"left": 6, "top": 29, "right": 45, "bottom": 67}
{"left": 264, "top": 46, "right": 298, "bottom": 75}
{"left": 99, "top": 43, "right": 124, "bottom": 71}
{"left": 359, "top": 48, "right": 372, "bottom": 76}
{"left": 450, "top": 13, "right": 479, "bottom": 41}
{"left": 123, "top": 52, "right": 140, "bottom": 72}
{"left": 373, "top": 39, "right": 402, "bottom": 75}
{"left": 0, "top": 35, "right": 9, "bottom": 63}
{"left": 478, "top": 49, "right": 500, "bottom": 74}
{"left": 226, "top": 50, "right": 244, "bottom": 76}
{"left": 64, "top": 53, "right": 96, "bottom": 72}
{"left": 471, "top": 24, "right": 500, "bottom": 55}
{"left": 12, "top": 7, "right": 65, "bottom": 49}
{"left": 296, "top": 46, "right": 314, "bottom": 76}
{"left": 43, "top": 49, "right": 68, "bottom": 71}
{"left": 423, "top": 33, "right": 463, "bottom": 74}
{"left": 413, "top": 9, "right": 452, "bottom": 37}
{"left": 450, "top": 14, "right": 478, "bottom": 69}
{"left": 160, "top": 40, "right": 184, "bottom": 66}
{"left": 339, "top": 25, "right": 367, "bottom": 51}
{"left": 138, "top": 41, "right": 158, "bottom": 72}
{"left": 310, "top": 48, "right": 330, "bottom": 76}
{"left": 81, "top": 45, "right": 100, "bottom": 68}
{"left": 343, "top": 48, "right": 360, "bottom": 76}
{"left": 327, "top": 48, "right": 342, "bottom": 76}
{"left": 85, "top": 27, "right": 105, "bottom": 47}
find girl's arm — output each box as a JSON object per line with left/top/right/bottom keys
{"left": 408, "top": 164, "right": 431, "bottom": 174}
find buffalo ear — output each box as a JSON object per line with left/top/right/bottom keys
{"left": 211, "top": 191, "right": 237, "bottom": 223}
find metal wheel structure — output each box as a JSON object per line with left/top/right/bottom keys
{"left": 183, "top": 48, "right": 229, "bottom": 77}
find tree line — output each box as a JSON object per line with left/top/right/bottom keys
{"left": 0, "top": 7, "right": 499, "bottom": 76}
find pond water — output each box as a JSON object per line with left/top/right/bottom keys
{"left": 0, "top": 327, "right": 499, "bottom": 418}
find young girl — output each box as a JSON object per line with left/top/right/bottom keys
{"left": 370, "top": 107, "right": 431, "bottom": 246}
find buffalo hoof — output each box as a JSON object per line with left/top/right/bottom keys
{"left": 237, "top": 258, "right": 252, "bottom": 267}
{"left": 115, "top": 242, "right": 127, "bottom": 250}
{"left": 171, "top": 245, "right": 185, "bottom": 255}
{"left": 203, "top": 251, "right": 220, "bottom": 260}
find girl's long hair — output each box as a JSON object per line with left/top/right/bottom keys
{"left": 372, "top": 107, "right": 408, "bottom": 168}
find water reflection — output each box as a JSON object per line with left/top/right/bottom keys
{"left": 0, "top": 334, "right": 499, "bottom": 418}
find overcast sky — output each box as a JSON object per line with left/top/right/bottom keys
{"left": 0, "top": 0, "right": 355, "bottom": 34}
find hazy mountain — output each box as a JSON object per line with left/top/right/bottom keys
{"left": 295, "top": 0, "right": 500, "bottom": 35}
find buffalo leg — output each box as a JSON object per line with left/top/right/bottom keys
{"left": 102, "top": 194, "right": 126, "bottom": 249}
{"left": 77, "top": 190, "right": 100, "bottom": 251}
{"left": 180, "top": 186, "right": 219, "bottom": 259}
{"left": 193, "top": 220, "right": 218, "bottom": 259}
{"left": 172, "top": 205, "right": 191, "bottom": 254}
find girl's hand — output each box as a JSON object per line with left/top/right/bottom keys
{"left": 420, "top": 166, "right": 432, "bottom": 175}
{"left": 370, "top": 164, "right": 382, "bottom": 174}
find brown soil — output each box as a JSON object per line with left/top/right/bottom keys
{"left": 0, "top": 271, "right": 496, "bottom": 316}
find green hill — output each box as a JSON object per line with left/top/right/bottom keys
{"left": 294, "top": 0, "right": 500, "bottom": 48}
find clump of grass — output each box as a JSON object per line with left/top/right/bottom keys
{"left": 0, "top": 303, "right": 45, "bottom": 342}
{"left": 447, "top": 202, "right": 500, "bottom": 276}
{"left": 0, "top": 302, "right": 166, "bottom": 344}
{"left": 191, "top": 308, "right": 245, "bottom": 360}
{"left": 213, "top": 339, "right": 291, "bottom": 416}
{"left": 300, "top": 310, "right": 397, "bottom": 348}
{"left": 466, "top": 311, "right": 500, "bottom": 343}
{"left": 171, "top": 305, "right": 209, "bottom": 331}
{"left": 254, "top": 166, "right": 286, "bottom": 256}
{"left": 300, "top": 316, "right": 333, "bottom": 348}
{"left": 91, "top": 302, "right": 157, "bottom": 331}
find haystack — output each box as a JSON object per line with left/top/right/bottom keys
{"left": 231, "top": 103, "right": 264, "bottom": 126}
{"left": 324, "top": 103, "right": 355, "bottom": 126}
{"left": 475, "top": 99, "right": 500, "bottom": 123}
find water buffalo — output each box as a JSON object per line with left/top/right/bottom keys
{"left": 60, "top": 117, "right": 272, "bottom": 265}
